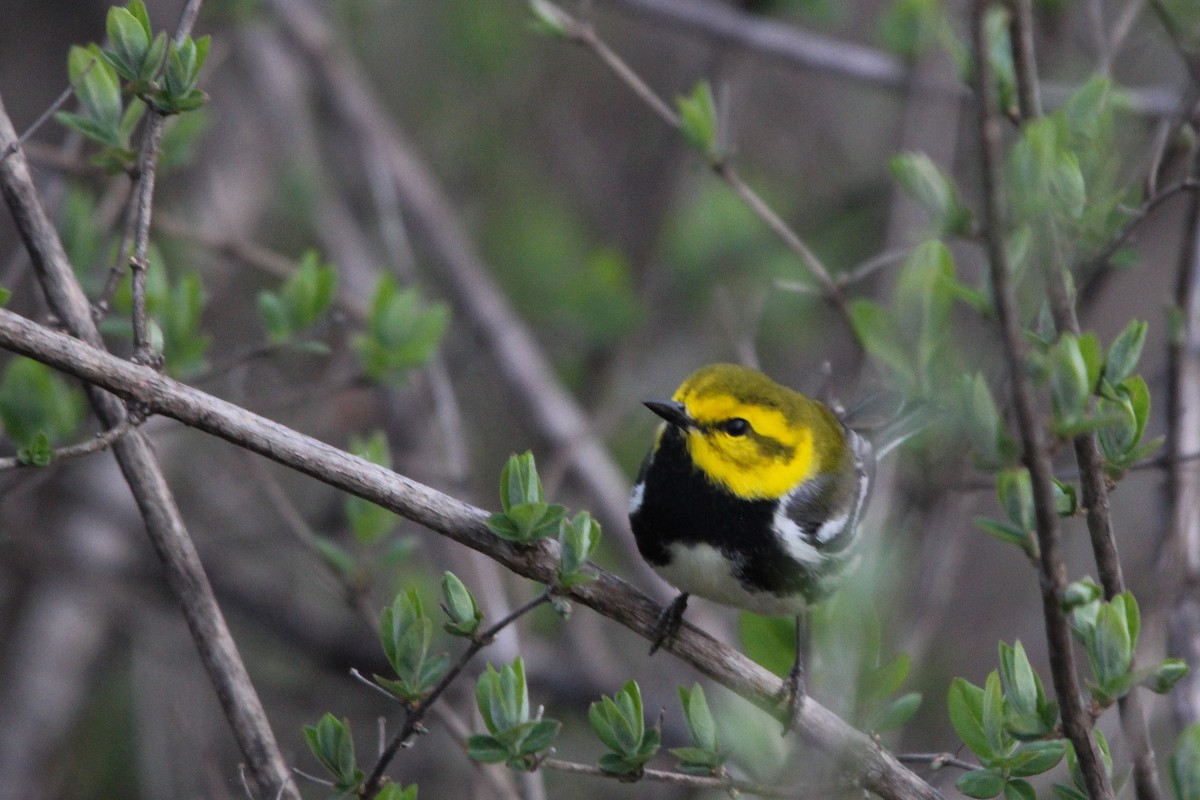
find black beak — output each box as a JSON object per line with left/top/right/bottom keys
{"left": 644, "top": 400, "right": 694, "bottom": 429}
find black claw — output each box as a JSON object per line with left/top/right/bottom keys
{"left": 649, "top": 593, "right": 689, "bottom": 655}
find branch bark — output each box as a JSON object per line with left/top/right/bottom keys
{"left": 0, "top": 306, "right": 944, "bottom": 800}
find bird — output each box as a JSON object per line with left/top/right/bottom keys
{"left": 628, "top": 363, "right": 874, "bottom": 728}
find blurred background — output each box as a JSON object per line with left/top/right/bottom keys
{"left": 0, "top": 0, "right": 1196, "bottom": 797}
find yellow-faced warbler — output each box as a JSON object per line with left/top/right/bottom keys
{"left": 629, "top": 363, "right": 874, "bottom": 725}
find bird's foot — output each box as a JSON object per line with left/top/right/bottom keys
{"left": 777, "top": 655, "right": 806, "bottom": 734}
{"left": 649, "top": 593, "right": 689, "bottom": 655}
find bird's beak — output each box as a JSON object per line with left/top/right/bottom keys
{"left": 644, "top": 400, "right": 695, "bottom": 430}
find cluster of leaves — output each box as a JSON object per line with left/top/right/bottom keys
{"left": 353, "top": 276, "right": 449, "bottom": 385}
{"left": 257, "top": 250, "right": 337, "bottom": 349}
{"left": 469, "top": 657, "right": 561, "bottom": 769}
{"left": 1065, "top": 581, "right": 1187, "bottom": 708}
{"left": 55, "top": 1, "right": 210, "bottom": 172}
{"left": 302, "top": 713, "right": 417, "bottom": 800}
{"left": 305, "top": 573, "right": 491, "bottom": 794}
{"left": 950, "top": 607, "right": 1187, "bottom": 800}
{"left": 948, "top": 642, "right": 1068, "bottom": 799}
{"left": 487, "top": 451, "right": 601, "bottom": 589}
{"left": 373, "top": 589, "right": 451, "bottom": 706}
{"left": 589, "top": 680, "right": 660, "bottom": 775}
{"left": 587, "top": 679, "right": 729, "bottom": 778}
{"left": 0, "top": 358, "right": 87, "bottom": 465}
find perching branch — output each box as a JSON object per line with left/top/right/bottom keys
{"left": 0, "top": 307, "right": 944, "bottom": 800}
{"left": 969, "top": 3, "right": 1113, "bottom": 799}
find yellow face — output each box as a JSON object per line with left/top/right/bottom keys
{"left": 670, "top": 368, "right": 819, "bottom": 500}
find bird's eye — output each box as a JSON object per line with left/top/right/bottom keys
{"left": 723, "top": 418, "right": 750, "bottom": 436}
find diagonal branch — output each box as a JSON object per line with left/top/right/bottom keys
{"left": 0, "top": 306, "right": 944, "bottom": 800}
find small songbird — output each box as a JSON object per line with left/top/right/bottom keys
{"left": 629, "top": 363, "right": 874, "bottom": 726}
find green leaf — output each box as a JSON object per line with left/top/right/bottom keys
{"left": 0, "top": 287, "right": 10, "bottom": 306}
{"left": 467, "top": 734, "right": 510, "bottom": 764}
{"left": 589, "top": 681, "right": 657, "bottom": 770}
{"left": 104, "top": 5, "right": 152, "bottom": 81}
{"left": 957, "top": 768, "right": 1005, "bottom": 798}
{"left": 1050, "top": 334, "right": 1091, "bottom": 428}
{"left": 678, "top": 683, "right": 719, "bottom": 755}
{"left": 345, "top": 432, "right": 399, "bottom": 544}
{"left": 949, "top": 677, "right": 993, "bottom": 760}
{"left": 676, "top": 81, "right": 719, "bottom": 159}
{"left": 1104, "top": 320, "right": 1147, "bottom": 387}
{"left": 17, "top": 431, "right": 54, "bottom": 467}
{"left": 1004, "top": 779, "right": 1037, "bottom": 800}
{"left": 0, "top": 358, "right": 86, "bottom": 447}
{"left": 981, "top": 671, "right": 1011, "bottom": 757}
{"left": 500, "top": 450, "right": 542, "bottom": 509}
{"left": 975, "top": 517, "right": 1036, "bottom": 557}
{"left": 850, "top": 298, "right": 915, "bottom": 389}
{"left": 558, "top": 511, "right": 601, "bottom": 586}
{"left": 1099, "top": 594, "right": 1132, "bottom": 690}
{"left": 1144, "top": 658, "right": 1189, "bottom": 694}
{"left": 375, "top": 784, "right": 418, "bottom": 800}
{"left": 63, "top": 46, "right": 122, "bottom": 145}
{"left": 303, "top": 713, "right": 362, "bottom": 790}
{"left": 520, "top": 718, "right": 562, "bottom": 755}
{"left": 960, "top": 373, "right": 1014, "bottom": 467}
{"left": 528, "top": 0, "right": 571, "bottom": 36}
{"left": 870, "top": 692, "right": 922, "bottom": 732}
{"left": 1172, "top": 723, "right": 1200, "bottom": 800}
{"left": 998, "top": 641, "right": 1039, "bottom": 720}
{"left": 1009, "top": 740, "right": 1067, "bottom": 777}
{"left": 890, "top": 152, "right": 972, "bottom": 236}
{"left": 996, "top": 468, "right": 1035, "bottom": 533}
{"left": 1063, "top": 578, "right": 1102, "bottom": 612}
{"left": 312, "top": 535, "right": 356, "bottom": 578}
{"left": 354, "top": 276, "right": 449, "bottom": 384}
{"left": 377, "top": 590, "right": 439, "bottom": 702}
{"left": 440, "top": 571, "right": 482, "bottom": 637}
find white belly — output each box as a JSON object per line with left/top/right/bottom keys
{"left": 654, "top": 542, "right": 808, "bottom": 617}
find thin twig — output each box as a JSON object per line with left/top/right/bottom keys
{"left": 896, "top": 752, "right": 978, "bottom": 772}
{"left": 558, "top": 6, "right": 851, "bottom": 322}
{"left": 360, "top": 590, "right": 554, "bottom": 797}
{"left": 0, "top": 71, "right": 92, "bottom": 163}
{"left": 969, "top": 4, "right": 1113, "bottom": 798}
{"left": 0, "top": 418, "right": 136, "bottom": 470}
{"left": 540, "top": 757, "right": 804, "bottom": 798}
